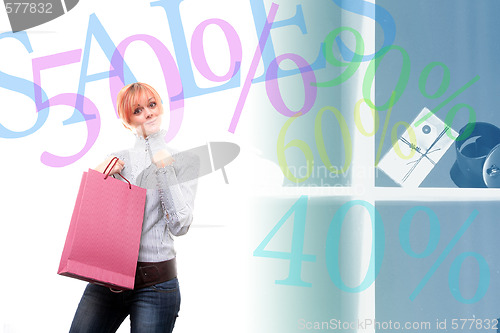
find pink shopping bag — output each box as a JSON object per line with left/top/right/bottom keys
{"left": 58, "top": 158, "right": 146, "bottom": 290}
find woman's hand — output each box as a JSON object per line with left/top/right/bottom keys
{"left": 93, "top": 157, "right": 125, "bottom": 175}
{"left": 152, "top": 150, "right": 175, "bottom": 168}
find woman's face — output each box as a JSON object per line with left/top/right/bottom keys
{"left": 128, "top": 94, "right": 162, "bottom": 138}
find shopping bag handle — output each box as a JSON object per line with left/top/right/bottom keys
{"left": 103, "top": 157, "right": 132, "bottom": 189}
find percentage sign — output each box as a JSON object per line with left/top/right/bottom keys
{"left": 414, "top": 62, "right": 480, "bottom": 139}
{"left": 399, "top": 207, "right": 490, "bottom": 304}
{"left": 355, "top": 91, "right": 410, "bottom": 166}
{"left": 228, "top": 2, "right": 279, "bottom": 133}
{"left": 359, "top": 48, "right": 480, "bottom": 165}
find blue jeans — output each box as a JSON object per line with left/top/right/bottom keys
{"left": 69, "top": 278, "right": 180, "bottom": 333}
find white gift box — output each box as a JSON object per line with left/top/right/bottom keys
{"left": 378, "top": 107, "right": 458, "bottom": 187}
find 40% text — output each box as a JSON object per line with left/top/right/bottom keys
{"left": 254, "top": 196, "right": 488, "bottom": 304}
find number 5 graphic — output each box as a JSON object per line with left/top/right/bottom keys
{"left": 33, "top": 49, "right": 100, "bottom": 167}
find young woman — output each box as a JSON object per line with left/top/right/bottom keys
{"left": 69, "top": 82, "right": 199, "bottom": 333}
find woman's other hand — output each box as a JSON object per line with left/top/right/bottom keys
{"left": 152, "top": 150, "right": 175, "bottom": 168}
{"left": 93, "top": 157, "right": 125, "bottom": 175}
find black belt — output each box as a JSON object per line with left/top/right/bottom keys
{"left": 134, "top": 258, "right": 177, "bottom": 290}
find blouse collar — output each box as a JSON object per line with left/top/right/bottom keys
{"left": 133, "top": 129, "right": 166, "bottom": 150}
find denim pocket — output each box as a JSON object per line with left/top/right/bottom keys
{"left": 151, "top": 278, "right": 179, "bottom": 293}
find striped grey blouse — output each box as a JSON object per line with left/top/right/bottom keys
{"left": 110, "top": 131, "right": 199, "bottom": 262}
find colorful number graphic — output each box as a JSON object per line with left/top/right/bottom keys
{"left": 255, "top": 197, "right": 489, "bottom": 304}
{"left": 277, "top": 106, "right": 352, "bottom": 183}
{"left": 253, "top": 196, "right": 316, "bottom": 287}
